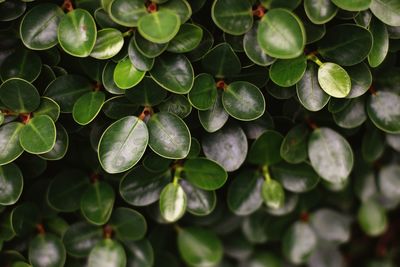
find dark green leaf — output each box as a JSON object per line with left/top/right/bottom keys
{"left": 248, "top": 130, "right": 283, "bottom": 165}
{"left": 138, "top": 11, "right": 180, "bottom": 44}
{"left": 283, "top": 222, "right": 317, "bottom": 265}
{"left": 367, "top": 91, "right": 400, "bottom": 133}
{"left": 109, "top": 0, "right": 146, "bottom": 27}
{"left": 29, "top": 233, "right": 66, "bottom": 267}
{"left": 167, "top": 23, "right": 203, "bottom": 53}
{"left": 19, "top": 115, "right": 56, "bottom": 154}
{"left": 0, "top": 78, "right": 40, "bottom": 113}
{"left": 73, "top": 91, "right": 105, "bottom": 125}
{"left": 88, "top": 239, "right": 126, "bottom": 267}
{"left": 180, "top": 179, "right": 216, "bottom": 216}
{"left": 280, "top": 124, "right": 309, "bottom": 164}
{"left": 198, "top": 91, "right": 229, "bottom": 133}
{"left": 369, "top": 0, "right": 400, "bottom": 27}
{"left": 358, "top": 200, "right": 387, "bottom": 236}
{"left": 201, "top": 43, "right": 241, "bottom": 78}
{"left": 0, "top": 122, "right": 24, "bottom": 165}
{"left": 188, "top": 73, "right": 217, "bottom": 110}
{"left": 211, "top": 0, "right": 253, "bottom": 35}
{"left": 109, "top": 207, "right": 147, "bottom": 241}
{"left": 304, "top": 0, "right": 338, "bottom": 24}
{"left": 0, "top": 49, "right": 42, "bottom": 82}
{"left": 183, "top": 158, "right": 227, "bottom": 190}
{"left": 63, "top": 222, "right": 103, "bottom": 258}
{"left": 0, "top": 163, "right": 23, "bottom": 205}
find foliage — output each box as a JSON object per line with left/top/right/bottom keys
{"left": 0, "top": 0, "right": 400, "bottom": 266}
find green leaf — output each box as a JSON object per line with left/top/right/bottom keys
{"left": 128, "top": 34, "right": 155, "bottom": 72}
{"left": 331, "top": 0, "right": 371, "bottom": 11}
{"left": 188, "top": 73, "right": 217, "bottom": 110}
{"left": 113, "top": 57, "right": 145, "bottom": 89}
{"left": 0, "top": 163, "right": 23, "bottom": 205}
{"left": 29, "top": 233, "right": 66, "bottom": 267}
{"left": 147, "top": 112, "right": 191, "bottom": 159}
{"left": 318, "top": 62, "right": 351, "bottom": 98}
{"left": 245, "top": 252, "right": 283, "bottom": 267}
{"left": 90, "top": 28, "right": 124, "bottom": 59}
{"left": 157, "top": 94, "right": 192, "bottom": 119}
{"left": 159, "top": 182, "right": 187, "bottom": 222}
{"left": 158, "top": 0, "right": 192, "bottom": 23}
{"left": 58, "top": 9, "right": 97, "bottom": 57}
{"left": 183, "top": 158, "right": 227, "bottom": 190}
{"left": 368, "top": 17, "right": 389, "bottom": 68}
{"left": 370, "top": 0, "right": 400, "bottom": 27}
{"left": 201, "top": 43, "right": 241, "bottom": 78}
{"left": 98, "top": 116, "right": 148, "bottom": 174}
{"left": 46, "top": 169, "right": 89, "bottom": 212}
{"left": 109, "top": 207, "right": 147, "bottom": 241}
{"left": 38, "top": 123, "right": 68, "bottom": 160}
{"left": 177, "top": 227, "right": 223, "bottom": 267}
{"left": 367, "top": 91, "right": 400, "bottom": 133}
{"left": 244, "top": 22, "right": 276, "bottom": 66}
{"left": 257, "top": 9, "right": 305, "bottom": 59}
{"left": 271, "top": 162, "right": 320, "bottom": 193}
{"left": 270, "top": 54, "right": 307, "bottom": 87}
{"left": 378, "top": 164, "right": 400, "bottom": 201}
{"left": 102, "top": 96, "right": 139, "bottom": 120}
{"left": 311, "top": 209, "right": 351, "bottom": 243}
{"left": 180, "top": 180, "right": 216, "bottom": 216}
{"left": 143, "top": 151, "right": 173, "bottom": 172}
{"left": 0, "top": 78, "right": 40, "bottom": 113}
{"left": 109, "top": 0, "right": 146, "bottom": 27}
{"left": 202, "top": 123, "right": 247, "bottom": 172}
{"left": 150, "top": 54, "right": 194, "bottom": 94}
{"left": 0, "top": 122, "right": 24, "bottom": 165}
{"left": 333, "top": 97, "right": 367, "bottom": 128}
{"left": 280, "top": 124, "right": 309, "bottom": 164}
{"left": 0, "top": 49, "right": 42, "bottom": 82}
{"left": 248, "top": 130, "right": 283, "bottom": 165}
{"left": 186, "top": 25, "right": 214, "bottom": 62}
{"left": 138, "top": 11, "right": 180, "bottom": 44}
{"left": 222, "top": 81, "right": 265, "bottom": 121}
{"left": 304, "top": 0, "right": 338, "bottom": 24}
{"left": 134, "top": 33, "right": 168, "bottom": 58}
{"left": 296, "top": 62, "right": 330, "bottom": 111}
{"left": 88, "top": 239, "right": 126, "bottom": 267}
{"left": 211, "top": 0, "right": 253, "bottom": 35}
{"left": 0, "top": 0, "right": 26, "bottom": 21}
{"left": 318, "top": 24, "right": 373, "bottom": 66}
{"left": 227, "top": 170, "right": 263, "bottom": 215}
{"left": 44, "top": 74, "right": 92, "bottom": 113}
{"left": 125, "top": 76, "right": 167, "bottom": 106}
{"left": 308, "top": 127, "right": 354, "bottom": 183}
{"left": 33, "top": 97, "right": 60, "bottom": 122}
{"left": 73, "top": 91, "right": 105, "bottom": 125}
{"left": 358, "top": 200, "right": 387, "bottom": 236}
{"left": 124, "top": 239, "right": 154, "bottom": 267}
{"left": 167, "top": 23, "right": 203, "bottom": 53}
{"left": 119, "top": 166, "right": 169, "bottom": 206}
{"left": 19, "top": 115, "right": 56, "bottom": 154}
{"left": 20, "top": 3, "right": 64, "bottom": 50}
{"left": 262, "top": 179, "right": 285, "bottom": 209}
{"left": 11, "top": 202, "right": 39, "bottom": 236}
{"left": 102, "top": 62, "right": 125, "bottom": 95}
{"left": 80, "top": 181, "right": 115, "bottom": 225}
{"left": 283, "top": 222, "right": 317, "bottom": 265}
{"left": 198, "top": 91, "right": 229, "bottom": 133}
{"left": 345, "top": 62, "right": 372, "bottom": 98}
{"left": 63, "top": 222, "right": 103, "bottom": 258}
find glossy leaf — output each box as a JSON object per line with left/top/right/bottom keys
{"left": 211, "top": 0, "right": 253, "bottom": 35}
{"left": 134, "top": 33, "right": 168, "bottom": 58}
{"left": 271, "top": 162, "right": 320, "bottom": 193}
{"left": 167, "top": 23, "right": 203, "bottom": 53}
{"left": 0, "top": 49, "right": 42, "bottom": 82}
{"left": 125, "top": 76, "right": 167, "bottom": 106}
{"left": 19, "top": 115, "right": 56, "bottom": 154}
{"left": 20, "top": 3, "right": 64, "bottom": 50}
{"left": 227, "top": 170, "right": 263, "bottom": 216}
{"left": 0, "top": 122, "right": 24, "bottom": 165}
{"left": 202, "top": 123, "right": 248, "bottom": 172}
{"left": 331, "top": 0, "right": 371, "bottom": 11}
{"left": 109, "top": 207, "right": 147, "bottom": 241}
{"left": 244, "top": 22, "right": 276, "bottom": 66}
{"left": 188, "top": 73, "right": 217, "bottom": 110}
{"left": 150, "top": 54, "right": 194, "bottom": 94}
{"left": 368, "top": 18, "right": 389, "bottom": 68}
{"left": 333, "top": 97, "right": 367, "bottom": 128}
{"left": 201, "top": 43, "right": 241, "bottom": 78}
{"left": 158, "top": 0, "right": 192, "bottom": 23}
{"left": 318, "top": 62, "right": 351, "bottom": 98}
{"left": 198, "top": 91, "right": 229, "bottom": 133}
{"left": 367, "top": 91, "right": 400, "bottom": 133}
{"left": 120, "top": 166, "right": 169, "bottom": 206}
{"left": 180, "top": 179, "right": 216, "bottom": 216}
{"left": 183, "top": 158, "right": 227, "bottom": 190}
{"left": 73, "top": 91, "right": 105, "bottom": 125}
{"left": 222, "top": 81, "right": 265, "bottom": 121}
{"left": 109, "top": 0, "right": 146, "bottom": 27}
{"left": 318, "top": 24, "right": 373, "bottom": 66}
{"left": 0, "top": 78, "right": 40, "bottom": 113}
{"left": 345, "top": 62, "right": 372, "bottom": 98}
{"left": 29, "top": 234, "right": 66, "bottom": 267}
{"left": 159, "top": 182, "right": 187, "bottom": 222}
{"left": 304, "top": 0, "right": 338, "bottom": 24}
{"left": 308, "top": 128, "right": 354, "bottom": 183}
{"left": 88, "top": 239, "right": 126, "bottom": 267}
{"left": 262, "top": 179, "right": 285, "bottom": 209}
{"left": 39, "top": 123, "right": 68, "bottom": 160}
{"left": 280, "top": 124, "right": 309, "bottom": 164}
{"left": 248, "top": 130, "right": 283, "bottom": 165}
{"left": 0, "top": 163, "right": 23, "bottom": 205}
{"left": 114, "top": 57, "right": 145, "bottom": 89}
{"left": 98, "top": 116, "right": 148, "bottom": 174}
{"left": 128, "top": 34, "right": 155, "bottom": 72}
{"left": 33, "top": 97, "right": 60, "bottom": 122}
{"left": 296, "top": 62, "right": 330, "bottom": 111}
{"left": 358, "top": 200, "right": 387, "bottom": 236}
{"left": 283, "top": 222, "right": 317, "bottom": 265}
{"left": 90, "top": 28, "right": 124, "bottom": 59}
{"left": 58, "top": 9, "right": 97, "bottom": 57}
{"left": 177, "top": 227, "right": 223, "bottom": 267}
{"left": 63, "top": 222, "right": 103, "bottom": 258}
{"left": 311, "top": 209, "right": 351, "bottom": 243}
{"left": 370, "top": 0, "right": 400, "bottom": 27}
{"left": 138, "top": 11, "right": 180, "bottom": 44}
{"left": 147, "top": 112, "right": 191, "bottom": 159}
{"left": 258, "top": 9, "right": 305, "bottom": 59}
{"left": 270, "top": 54, "right": 307, "bottom": 87}
{"left": 80, "top": 181, "right": 115, "bottom": 225}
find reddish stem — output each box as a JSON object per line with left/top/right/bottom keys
{"left": 305, "top": 117, "right": 318, "bottom": 130}
{"left": 90, "top": 173, "right": 100, "bottom": 183}
{"left": 103, "top": 224, "right": 113, "bottom": 239}
{"left": 216, "top": 80, "right": 227, "bottom": 91}
{"left": 147, "top": 2, "right": 157, "bottom": 13}
{"left": 369, "top": 85, "right": 377, "bottom": 96}
{"left": 36, "top": 224, "right": 45, "bottom": 235}
{"left": 138, "top": 106, "right": 153, "bottom": 121}
{"left": 93, "top": 82, "right": 103, "bottom": 92}
{"left": 300, "top": 211, "right": 310, "bottom": 222}
{"left": 252, "top": 5, "right": 266, "bottom": 18}
{"left": 20, "top": 113, "right": 31, "bottom": 124}
{"left": 62, "top": 0, "right": 74, "bottom": 12}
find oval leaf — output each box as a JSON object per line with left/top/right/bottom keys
{"left": 183, "top": 158, "right": 227, "bottom": 190}
{"left": 159, "top": 182, "right": 187, "bottom": 222}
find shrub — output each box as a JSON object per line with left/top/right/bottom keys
{"left": 0, "top": 0, "right": 400, "bottom": 266}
